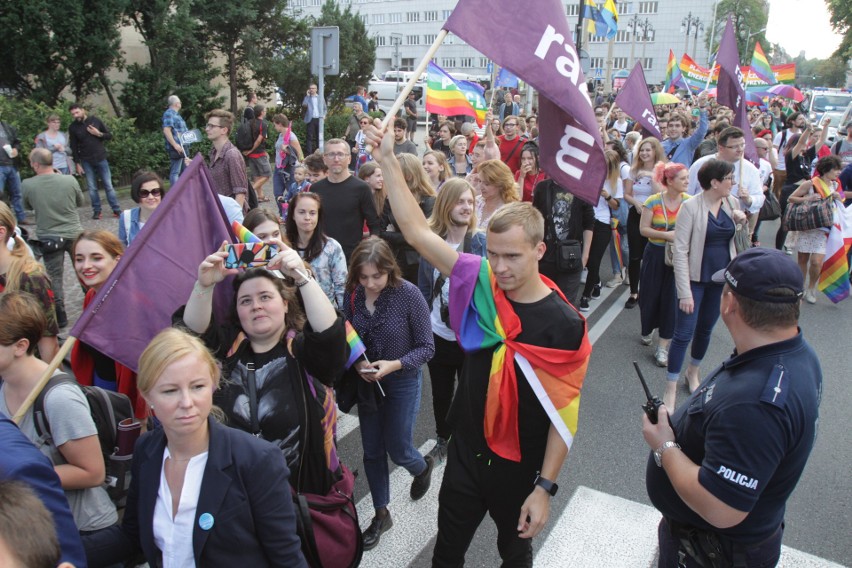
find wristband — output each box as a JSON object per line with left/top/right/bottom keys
{"left": 295, "top": 274, "right": 313, "bottom": 288}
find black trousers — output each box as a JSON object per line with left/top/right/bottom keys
{"left": 539, "top": 260, "right": 583, "bottom": 307}
{"left": 305, "top": 118, "right": 320, "bottom": 154}
{"left": 626, "top": 208, "right": 647, "bottom": 295}
{"left": 426, "top": 335, "right": 465, "bottom": 440}
{"left": 581, "top": 220, "right": 612, "bottom": 298}
{"left": 774, "top": 184, "right": 797, "bottom": 250}
{"left": 433, "top": 436, "right": 539, "bottom": 567}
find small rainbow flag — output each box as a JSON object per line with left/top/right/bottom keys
{"left": 663, "top": 50, "right": 684, "bottom": 94}
{"left": 232, "top": 221, "right": 262, "bottom": 244}
{"left": 448, "top": 254, "right": 591, "bottom": 462}
{"left": 749, "top": 42, "right": 776, "bottom": 85}
{"left": 344, "top": 320, "right": 368, "bottom": 369}
{"left": 772, "top": 63, "right": 796, "bottom": 85}
{"left": 426, "top": 61, "right": 486, "bottom": 126}
{"left": 818, "top": 200, "right": 852, "bottom": 304}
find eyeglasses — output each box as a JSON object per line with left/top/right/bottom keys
{"left": 205, "top": 123, "right": 222, "bottom": 129}
{"left": 722, "top": 175, "right": 734, "bottom": 182}
{"left": 724, "top": 143, "right": 746, "bottom": 150}
{"left": 139, "top": 188, "right": 163, "bottom": 198}
{"left": 324, "top": 152, "right": 348, "bottom": 160}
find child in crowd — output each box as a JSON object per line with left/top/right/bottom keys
{"left": 278, "top": 164, "right": 310, "bottom": 220}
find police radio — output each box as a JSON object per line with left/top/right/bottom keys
{"left": 633, "top": 361, "right": 663, "bottom": 424}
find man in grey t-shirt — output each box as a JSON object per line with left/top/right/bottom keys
{"left": 392, "top": 118, "right": 418, "bottom": 156}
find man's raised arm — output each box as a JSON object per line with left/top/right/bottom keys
{"left": 366, "top": 122, "right": 460, "bottom": 276}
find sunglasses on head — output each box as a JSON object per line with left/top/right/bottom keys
{"left": 139, "top": 188, "right": 162, "bottom": 198}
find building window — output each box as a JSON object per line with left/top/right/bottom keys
{"left": 638, "top": 1, "right": 658, "bottom": 14}
{"left": 401, "top": 58, "right": 415, "bottom": 71}
{"left": 460, "top": 57, "right": 474, "bottom": 68}
{"left": 406, "top": 11, "right": 420, "bottom": 22}
{"left": 479, "top": 57, "right": 489, "bottom": 67}
{"left": 360, "top": 14, "right": 368, "bottom": 24}
{"left": 621, "top": 2, "right": 633, "bottom": 14}
{"left": 615, "top": 30, "right": 631, "bottom": 42}
{"left": 642, "top": 58, "right": 653, "bottom": 70}
{"left": 442, "top": 9, "right": 453, "bottom": 19}
{"left": 375, "top": 35, "right": 386, "bottom": 47}
{"left": 441, "top": 58, "right": 456, "bottom": 68}
{"left": 424, "top": 10, "right": 438, "bottom": 21}
{"left": 406, "top": 35, "right": 419, "bottom": 45}
{"left": 309, "top": 0, "right": 320, "bottom": 5}
{"left": 591, "top": 57, "right": 605, "bottom": 69}
{"left": 424, "top": 34, "right": 437, "bottom": 44}
{"left": 566, "top": 3, "right": 579, "bottom": 16}
{"left": 588, "top": 33, "right": 606, "bottom": 43}
{"left": 373, "top": 13, "right": 385, "bottom": 24}
{"left": 389, "top": 12, "right": 402, "bottom": 23}
{"left": 613, "top": 57, "right": 628, "bottom": 69}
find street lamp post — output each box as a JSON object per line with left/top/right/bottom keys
{"left": 639, "top": 19, "right": 655, "bottom": 67}
{"left": 681, "top": 13, "right": 702, "bottom": 57}
{"left": 744, "top": 27, "right": 767, "bottom": 64}
{"left": 627, "top": 14, "right": 640, "bottom": 68}
{"left": 390, "top": 33, "right": 402, "bottom": 94}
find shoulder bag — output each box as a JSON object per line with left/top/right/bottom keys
{"left": 783, "top": 197, "right": 835, "bottom": 232}
{"left": 726, "top": 196, "right": 751, "bottom": 255}
{"left": 544, "top": 182, "right": 582, "bottom": 273}
{"left": 660, "top": 194, "right": 676, "bottom": 267}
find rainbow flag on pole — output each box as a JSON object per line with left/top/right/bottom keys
{"left": 448, "top": 254, "right": 591, "bottom": 462}
{"left": 749, "top": 42, "right": 776, "bottom": 85}
{"left": 344, "top": 320, "right": 367, "bottom": 369}
{"left": 663, "top": 50, "right": 685, "bottom": 94}
{"left": 426, "top": 61, "right": 486, "bottom": 126}
{"left": 818, "top": 203, "right": 852, "bottom": 303}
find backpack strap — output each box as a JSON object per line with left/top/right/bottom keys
{"left": 33, "top": 373, "right": 77, "bottom": 447}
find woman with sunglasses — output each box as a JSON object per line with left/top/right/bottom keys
{"left": 354, "top": 114, "right": 374, "bottom": 175}
{"left": 118, "top": 171, "right": 168, "bottom": 247}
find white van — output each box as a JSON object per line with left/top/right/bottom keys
{"left": 806, "top": 90, "right": 852, "bottom": 142}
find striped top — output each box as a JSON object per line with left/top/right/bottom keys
{"left": 643, "top": 192, "right": 690, "bottom": 245}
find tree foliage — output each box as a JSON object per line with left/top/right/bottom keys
{"left": 120, "top": 0, "right": 223, "bottom": 131}
{"left": 0, "top": 0, "right": 127, "bottom": 105}
{"left": 825, "top": 0, "right": 852, "bottom": 61}
{"left": 793, "top": 55, "right": 848, "bottom": 88}
{"left": 195, "top": 0, "right": 310, "bottom": 114}
{"left": 706, "top": 2, "right": 769, "bottom": 64}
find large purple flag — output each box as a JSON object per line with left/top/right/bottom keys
{"left": 614, "top": 63, "right": 662, "bottom": 141}
{"left": 715, "top": 17, "right": 758, "bottom": 165}
{"left": 70, "top": 156, "right": 235, "bottom": 371}
{"left": 445, "top": 0, "right": 605, "bottom": 204}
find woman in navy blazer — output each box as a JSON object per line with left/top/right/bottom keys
{"left": 83, "top": 328, "right": 306, "bottom": 568}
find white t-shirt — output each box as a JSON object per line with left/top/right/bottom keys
{"left": 630, "top": 171, "right": 655, "bottom": 211}
{"left": 430, "top": 240, "right": 462, "bottom": 341}
{"left": 687, "top": 154, "right": 765, "bottom": 214}
{"left": 594, "top": 178, "right": 623, "bottom": 223}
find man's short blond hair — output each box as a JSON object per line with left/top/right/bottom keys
{"left": 487, "top": 202, "right": 544, "bottom": 247}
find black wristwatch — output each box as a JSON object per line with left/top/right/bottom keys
{"left": 534, "top": 475, "right": 558, "bottom": 496}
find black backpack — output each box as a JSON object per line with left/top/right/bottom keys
{"left": 235, "top": 117, "right": 255, "bottom": 151}
{"left": 34, "top": 373, "right": 135, "bottom": 506}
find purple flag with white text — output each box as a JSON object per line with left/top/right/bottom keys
{"left": 614, "top": 63, "right": 662, "bottom": 140}
{"left": 70, "top": 156, "right": 235, "bottom": 371}
{"left": 715, "top": 17, "right": 758, "bottom": 165}
{"left": 445, "top": 0, "right": 605, "bottom": 204}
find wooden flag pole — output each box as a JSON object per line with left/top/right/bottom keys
{"left": 12, "top": 336, "right": 78, "bottom": 425}
{"left": 367, "top": 29, "right": 449, "bottom": 152}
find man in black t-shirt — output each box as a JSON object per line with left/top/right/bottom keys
{"left": 364, "top": 124, "right": 589, "bottom": 567}
{"left": 309, "top": 138, "right": 380, "bottom": 260}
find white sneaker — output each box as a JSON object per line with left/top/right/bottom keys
{"left": 641, "top": 334, "right": 653, "bottom": 346}
{"left": 655, "top": 347, "right": 668, "bottom": 367}
{"left": 606, "top": 274, "right": 623, "bottom": 288}
{"left": 804, "top": 289, "right": 816, "bottom": 304}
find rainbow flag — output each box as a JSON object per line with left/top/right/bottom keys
{"left": 344, "top": 320, "right": 367, "bottom": 369}
{"left": 457, "top": 80, "right": 488, "bottom": 126}
{"left": 232, "top": 221, "right": 261, "bottom": 244}
{"left": 663, "top": 50, "right": 685, "bottom": 94}
{"left": 426, "top": 61, "right": 484, "bottom": 126}
{"left": 818, "top": 201, "right": 852, "bottom": 304}
{"left": 749, "top": 42, "right": 776, "bottom": 85}
{"left": 772, "top": 63, "right": 796, "bottom": 84}
{"left": 448, "top": 253, "right": 591, "bottom": 462}
{"left": 679, "top": 54, "right": 715, "bottom": 92}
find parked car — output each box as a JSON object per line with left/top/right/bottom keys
{"left": 806, "top": 90, "right": 852, "bottom": 142}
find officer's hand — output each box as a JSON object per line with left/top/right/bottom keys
{"left": 517, "top": 487, "right": 550, "bottom": 539}
{"left": 642, "top": 406, "right": 675, "bottom": 450}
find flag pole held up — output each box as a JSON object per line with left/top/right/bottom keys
{"left": 366, "top": 29, "right": 449, "bottom": 152}
{"left": 12, "top": 337, "right": 78, "bottom": 425}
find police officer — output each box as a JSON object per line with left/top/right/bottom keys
{"left": 642, "top": 248, "right": 822, "bottom": 567}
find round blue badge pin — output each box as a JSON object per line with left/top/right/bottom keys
{"left": 199, "top": 513, "right": 214, "bottom": 531}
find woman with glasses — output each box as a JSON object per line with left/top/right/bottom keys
{"left": 34, "top": 114, "right": 72, "bottom": 175}
{"left": 666, "top": 159, "right": 747, "bottom": 410}
{"left": 118, "top": 171, "right": 168, "bottom": 247}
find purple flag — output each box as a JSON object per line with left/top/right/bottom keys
{"left": 70, "top": 156, "right": 235, "bottom": 371}
{"left": 614, "top": 63, "right": 662, "bottom": 140}
{"left": 715, "top": 17, "right": 758, "bottom": 165}
{"left": 445, "top": 0, "right": 605, "bottom": 204}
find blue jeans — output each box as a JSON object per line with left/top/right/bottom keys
{"left": 667, "top": 282, "right": 723, "bottom": 381}
{"left": 358, "top": 368, "right": 427, "bottom": 510}
{"left": 0, "top": 165, "right": 25, "bottom": 221}
{"left": 81, "top": 159, "right": 120, "bottom": 214}
{"left": 169, "top": 156, "right": 185, "bottom": 187}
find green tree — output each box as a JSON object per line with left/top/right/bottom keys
{"left": 0, "top": 0, "right": 126, "bottom": 105}
{"left": 706, "top": 2, "right": 769, "bottom": 65}
{"left": 196, "top": 0, "right": 309, "bottom": 114}
{"left": 825, "top": 0, "right": 852, "bottom": 61}
{"left": 121, "top": 0, "right": 223, "bottom": 131}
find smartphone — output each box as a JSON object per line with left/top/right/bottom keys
{"left": 223, "top": 243, "right": 278, "bottom": 269}
{"left": 633, "top": 361, "right": 663, "bottom": 424}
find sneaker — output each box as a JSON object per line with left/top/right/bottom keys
{"left": 591, "top": 283, "right": 601, "bottom": 300}
{"left": 641, "top": 334, "right": 653, "bottom": 346}
{"left": 427, "top": 438, "right": 448, "bottom": 462}
{"left": 655, "top": 346, "right": 668, "bottom": 367}
{"left": 112, "top": 210, "right": 121, "bottom": 218}
{"left": 625, "top": 295, "right": 639, "bottom": 309}
{"left": 606, "top": 274, "right": 623, "bottom": 288}
{"left": 410, "top": 455, "right": 434, "bottom": 500}
{"left": 362, "top": 511, "right": 393, "bottom": 551}
{"left": 92, "top": 211, "right": 102, "bottom": 220}
{"left": 579, "top": 297, "right": 590, "bottom": 312}
{"left": 804, "top": 289, "right": 816, "bottom": 304}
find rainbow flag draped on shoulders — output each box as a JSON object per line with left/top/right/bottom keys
{"left": 426, "top": 61, "right": 487, "bottom": 126}
{"left": 818, "top": 197, "right": 852, "bottom": 304}
{"left": 448, "top": 253, "right": 592, "bottom": 462}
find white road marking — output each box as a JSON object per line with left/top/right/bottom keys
{"left": 336, "top": 409, "right": 360, "bottom": 440}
